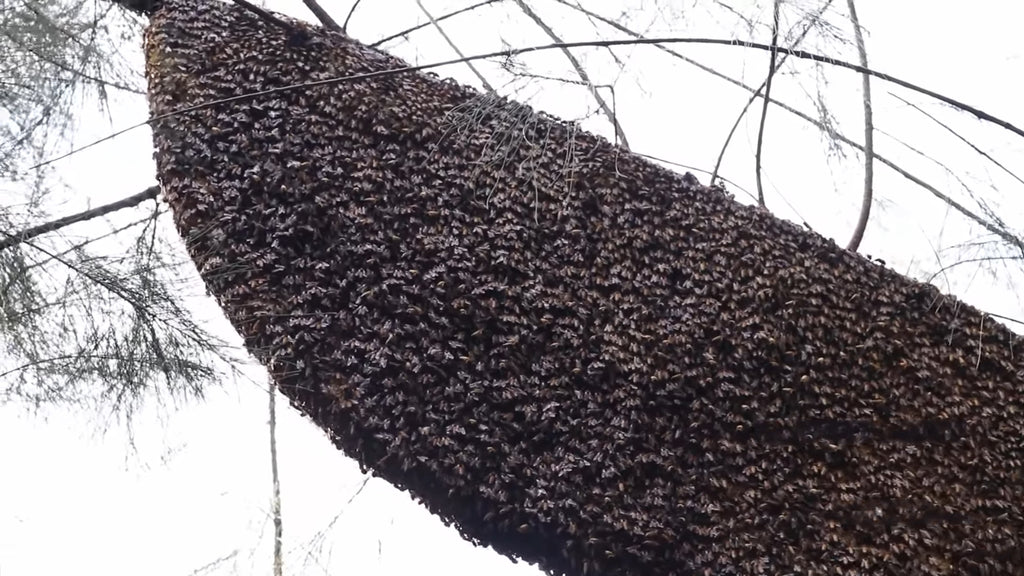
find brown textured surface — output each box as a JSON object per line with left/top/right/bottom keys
{"left": 144, "top": 1, "right": 1024, "bottom": 574}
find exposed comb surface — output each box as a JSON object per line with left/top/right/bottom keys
{"left": 144, "top": 1, "right": 1024, "bottom": 574}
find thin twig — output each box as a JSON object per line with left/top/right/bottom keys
{"left": 301, "top": 0, "right": 342, "bottom": 32}
{"left": 370, "top": 0, "right": 502, "bottom": 47}
{"left": 844, "top": 0, "right": 874, "bottom": 252}
{"left": 891, "top": 93, "right": 1024, "bottom": 189}
{"left": 269, "top": 382, "right": 283, "bottom": 576}
{"left": 414, "top": 0, "right": 495, "bottom": 92}
{"left": 0, "top": 185, "right": 160, "bottom": 251}
{"left": 0, "top": 27, "right": 145, "bottom": 95}
{"left": 925, "top": 255, "right": 1023, "bottom": 284}
{"left": 341, "top": 0, "right": 363, "bottom": 33}
{"left": 33, "top": 37, "right": 1024, "bottom": 176}
{"left": 710, "top": 0, "right": 835, "bottom": 183}
{"left": 754, "top": 0, "right": 781, "bottom": 207}
{"left": 538, "top": 4, "right": 1022, "bottom": 253}
{"left": 511, "top": 0, "right": 629, "bottom": 150}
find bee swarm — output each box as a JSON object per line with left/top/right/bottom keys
{"left": 144, "top": 1, "right": 1024, "bottom": 574}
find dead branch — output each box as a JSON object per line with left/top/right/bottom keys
{"left": 542, "top": 4, "right": 1022, "bottom": 253}
{"left": 301, "top": 0, "right": 342, "bottom": 32}
{"left": 230, "top": 0, "right": 295, "bottom": 34}
{"left": 0, "top": 185, "right": 160, "bottom": 251}
{"left": 269, "top": 382, "right": 283, "bottom": 576}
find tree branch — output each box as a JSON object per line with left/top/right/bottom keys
{"left": 0, "top": 185, "right": 160, "bottom": 251}
{"left": 710, "top": 0, "right": 835, "bottom": 184}
{"left": 230, "top": 0, "right": 295, "bottom": 34}
{"left": 370, "top": 0, "right": 502, "bottom": 47}
{"left": 301, "top": 0, "right": 342, "bottom": 32}
{"left": 269, "top": 382, "right": 283, "bottom": 576}
{"left": 844, "top": 0, "right": 874, "bottom": 252}
{"left": 892, "top": 93, "right": 1024, "bottom": 189}
{"left": 341, "top": 0, "right": 363, "bottom": 33}
{"left": 543, "top": 3, "right": 1023, "bottom": 254}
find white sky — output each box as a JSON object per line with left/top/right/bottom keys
{"left": 1, "top": 1, "right": 1022, "bottom": 575}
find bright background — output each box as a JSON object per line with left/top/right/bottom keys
{"left": 1, "top": 1, "right": 1022, "bottom": 574}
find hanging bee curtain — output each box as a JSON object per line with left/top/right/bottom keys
{"left": 141, "top": 0, "right": 1024, "bottom": 574}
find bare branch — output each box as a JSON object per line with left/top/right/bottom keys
{"left": 414, "top": 0, "right": 495, "bottom": 92}
{"left": 537, "top": 5, "right": 1022, "bottom": 253}
{"left": 753, "top": 0, "right": 782, "bottom": 207}
{"left": 844, "top": 0, "right": 874, "bottom": 252}
{"left": 230, "top": 0, "right": 295, "bottom": 34}
{"left": 511, "top": 0, "right": 630, "bottom": 150}
{"left": 926, "top": 255, "right": 1024, "bottom": 284}
{"left": 301, "top": 0, "right": 342, "bottom": 32}
{"left": 269, "top": 383, "right": 283, "bottom": 576}
{"left": 370, "top": 0, "right": 503, "bottom": 47}
{"left": 710, "top": 0, "right": 835, "bottom": 183}
{"left": 342, "top": 0, "right": 363, "bottom": 33}
{"left": 892, "top": 93, "right": 1024, "bottom": 190}
{"left": 0, "top": 185, "right": 160, "bottom": 251}
{"left": 0, "top": 28, "right": 144, "bottom": 95}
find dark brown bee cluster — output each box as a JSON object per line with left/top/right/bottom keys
{"left": 144, "top": 1, "right": 1024, "bottom": 574}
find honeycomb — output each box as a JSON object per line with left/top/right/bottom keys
{"left": 143, "top": 1, "right": 1024, "bottom": 573}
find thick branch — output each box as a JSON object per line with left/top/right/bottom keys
{"left": 301, "top": 0, "right": 342, "bottom": 32}
{"left": 0, "top": 186, "right": 160, "bottom": 251}
{"left": 230, "top": 0, "right": 295, "bottom": 34}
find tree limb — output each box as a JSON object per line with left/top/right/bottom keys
{"left": 230, "top": 0, "right": 295, "bottom": 33}
{"left": 0, "top": 185, "right": 160, "bottom": 251}
{"left": 301, "top": 0, "right": 342, "bottom": 32}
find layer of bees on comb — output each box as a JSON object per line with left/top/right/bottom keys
{"left": 143, "top": 1, "right": 1024, "bottom": 574}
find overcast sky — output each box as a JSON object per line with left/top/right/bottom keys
{"left": 1, "top": 1, "right": 1022, "bottom": 575}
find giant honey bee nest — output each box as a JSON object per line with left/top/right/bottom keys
{"left": 143, "top": 1, "right": 1024, "bottom": 574}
